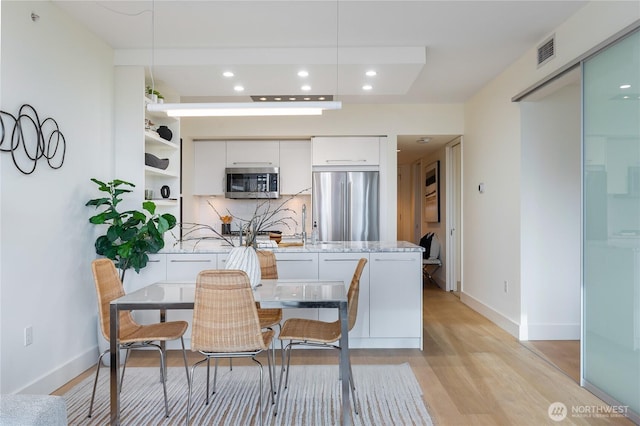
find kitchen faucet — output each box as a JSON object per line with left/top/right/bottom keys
{"left": 301, "top": 204, "right": 307, "bottom": 245}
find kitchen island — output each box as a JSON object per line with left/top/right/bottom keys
{"left": 130, "top": 240, "right": 424, "bottom": 349}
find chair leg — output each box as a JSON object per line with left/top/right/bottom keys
{"left": 88, "top": 349, "right": 109, "bottom": 418}
{"left": 187, "top": 357, "right": 208, "bottom": 425}
{"left": 250, "top": 357, "right": 264, "bottom": 426}
{"left": 154, "top": 345, "right": 170, "bottom": 417}
{"left": 213, "top": 358, "right": 220, "bottom": 396}
{"left": 273, "top": 341, "right": 293, "bottom": 416}
{"left": 348, "top": 358, "right": 359, "bottom": 415}
{"left": 266, "top": 346, "right": 275, "bottom": 405}
{"left": 205, "top": 358, "right": 211, "bottom": 405}
{"left": 180, "top": 337, "right": 190, "bottom": 389}
{"left": 120, "top": 347, "right": 131, "bottom": 388}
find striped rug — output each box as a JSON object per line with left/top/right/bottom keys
{"left": 63, "top": 363, "right": 433, "bottom": 425}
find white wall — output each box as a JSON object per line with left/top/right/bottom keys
{"left": 0, "top": 1, "right": 114, "bottom": 394}
{"left": 180, "top": 103, "right": 465, "bottom": 242}
{"left": 521, "top": 81, "right": 581, "bottom": 340}
{"left": 461, "top": 2, "right": 639, "bottom": 338}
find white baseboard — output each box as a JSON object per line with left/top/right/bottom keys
{"left": 18, "top": 346, "right": 97, "bottom": 395}
{"left": 526, "top": 323, "right": 580, "bottom": 340}
{"left": 460, "top": 292, "right": 520, "bottom": 338}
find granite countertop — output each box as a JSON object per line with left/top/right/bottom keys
{"left": 163, "top": 239, "right": 424, "bottom": 254}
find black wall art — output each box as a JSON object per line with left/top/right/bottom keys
{"left": 0, "top": 104, "right": 66, "bottom": 175}
{"left": 424, "top": 160, "right": 440, "bottom": 223}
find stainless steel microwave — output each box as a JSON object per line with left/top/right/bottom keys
{"left": 225, "top": 167, "right": 280, "bottom": 199}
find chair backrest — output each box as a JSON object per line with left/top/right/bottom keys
{"left": 257, "top": 250, "right": 278, "bottom": 279}
{"left": 428, "top": 234, "right": 441, "bottom": 260}
{"left": 191, "top": 269, "right": 268, "bottom": 352}
{"left": 91, "top": 258, "right": 139, "bottom": 340}
{"left": 419, "top": 232, "right": 440, "bottom": 260}
{"left": 347, "top": 258, "right": 368, "bottom": 331}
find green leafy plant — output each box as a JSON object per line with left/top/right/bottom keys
{"left": 86, "top": 178, "right": 177, "bottom": 281}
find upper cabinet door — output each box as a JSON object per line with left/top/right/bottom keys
{"left": 193, "top": 140, "right": 226, "bottom": 195}
{"left": 311, "top": 136, "right": 380, "bottom": 166}
{"left": 226, "top": 140, "right": 280, "bottom": 167}
{"left": 280, "top": 140, "right": 311, "bottom": 194}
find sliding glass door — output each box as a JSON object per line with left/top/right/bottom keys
{"left": 583, "top": 29, "right": 640, "bottom": 419}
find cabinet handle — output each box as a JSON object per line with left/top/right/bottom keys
{"left": 278, "top": 259, "right": 315, "bottom": 262}
{"left": 325, "top": 159, "right": 367, "bottom": 163}
{"left": 170, "top": 259, "right": 213, "bottom": 263}
{"left": 147, "top": 259, "right": 161, "bottom": 263}
{"left": 232, "top": 161, "right": 273, "bottom": 165}
{"left": 374, "top": 258, "right": 415, "bottom": 262}
{"left": 323, "top": 258, "right": 362, "bottom": 262}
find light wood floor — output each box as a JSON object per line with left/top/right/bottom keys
{"left": 53, "top": 282, "right": 633, "bottom": 425}
{"left": 522, "top": 339, "right": 581, "bottom": 383}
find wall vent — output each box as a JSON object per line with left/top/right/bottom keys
{"left": 537, "top": 35, "right": 555, "bottom": 67}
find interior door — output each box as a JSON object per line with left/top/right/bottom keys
{"left": 447, "top": 140, "right": 462, "bottom": 293}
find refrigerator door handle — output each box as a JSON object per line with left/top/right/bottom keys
{"left": 345, "top": 180, "right": 352, "bottom": 240}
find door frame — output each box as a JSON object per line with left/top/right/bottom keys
{"left": 413, "top": 160, "right": 423, "bottom": 245}
{"left": 445, "top": 137, "right": 463, "bottom": 292}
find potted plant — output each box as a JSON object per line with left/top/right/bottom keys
{"left": 86, "top": 178, "right": 177, "bottom": 282}
{"left": 145, "top": 86, "right": 162, "bottom": 103}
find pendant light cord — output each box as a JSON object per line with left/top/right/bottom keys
{"left": 150, "top": 0, "right": 156, "bottom": 94}
{"left": 335, "top": 0, "right": 339, "bottom": 101}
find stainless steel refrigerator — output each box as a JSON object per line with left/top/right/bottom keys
{"left": 312, "top": 171, "right": 379, "bottom": 241}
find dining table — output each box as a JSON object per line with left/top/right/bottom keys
{"left": 108, "top": 278, "right": 351, "bottom": 425}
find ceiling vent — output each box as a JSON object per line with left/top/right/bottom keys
{"left": 537, "top": 35, "right": 555, "bottom": 67}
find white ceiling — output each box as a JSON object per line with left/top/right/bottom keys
{"left": 51, "top": 0, "right": 588, "bottom": 163}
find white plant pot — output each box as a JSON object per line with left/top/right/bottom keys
{"left": 225, "top": 246, "right": 261, "bottom": 288}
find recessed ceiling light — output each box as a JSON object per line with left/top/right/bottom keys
{"left": 620, "top": 84, "right": 631, "bottom": 89}
{"left": 234, "top": 85, "right": 244, "bottom": 92}
{"left": 298, "top": 70, "right": 309, "bottom": 77}
{"left": 362, "top": 85, "right": 373, "bottom": 91}
{"left": 366, "top": 70, "right": 377, "bottom": 77}
{"left": 223, "top": 71, "right": 234, "bottom": 78}
{"left": 416, "top": 137, "right": 432, "bottom": 144}
{"left": 623, "top": 95, "right": 630, "bottom": 99}
{"left": 301, "top": 85, "right": 311, "bottom": 91}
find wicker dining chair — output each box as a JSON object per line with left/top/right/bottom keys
{"left": 89, "top": 258, "right": 189, "bottom": 419}
{"left": 275, "top": 258, "right": 367, "bottom": 416}
{"left": 256, "top": 250, "right": 283, "bottom": 368}
{"left": 187, "top": 270, "right": 275, "bottom": 426}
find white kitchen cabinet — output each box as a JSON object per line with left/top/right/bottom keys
{"left": 318, "top": 253, "right": 370, "bottom": 339}
{"left": 279, "top": 140, "right": 311, "bottom": 194}
{"left": 369, "top": 252, "right": 422, "bottom": 340}
{"left": 193, "top": 140, "right": 226, "bottom": 195}
{"left": 226, "top": 140, "right": 280, "bottom": 167}
{"left": 166, "top": 253, "right": 217, "bottom": 280}
{"left": 274, "top": 251, "right": 319, "bottom": 321}
{"left": 311, "top": 136, "right": 380, "bottom": 166}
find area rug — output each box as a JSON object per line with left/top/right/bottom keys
{"left": 63, "top": 363, "right": 433, "bottom": 425}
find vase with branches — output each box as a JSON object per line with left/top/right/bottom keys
{"left": 176, "top": 191, "right": 305, "bottom": 287}
{"left": 178, "top": 192, "right": 303, "bottom": 249}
